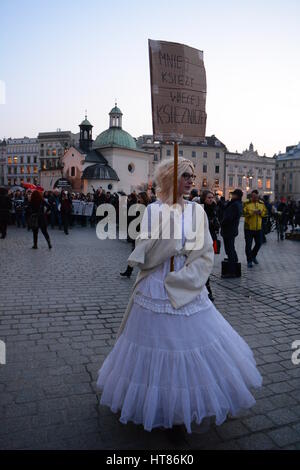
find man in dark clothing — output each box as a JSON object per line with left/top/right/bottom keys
{"left": 220, "top": 189, "right": 243, "bottom": 277}
{"left": 0, "top": 187, "right": 12, "bottom": 239}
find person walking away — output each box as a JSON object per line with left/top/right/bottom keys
{"left": 14, "top": 191, "right": 26, "bottom": 228}
{"left": 29, "top": 190, "right": 52, "bottom": 249}
{"left": 61, "top": 191, "right": 72, "bottom": 235}
{"left": 243, "top": 190, "right": 267, "bottom": 267}
{"left": 220, "top": 189, "right": 243, "bottom": 278}
{"left": 0, "top": 187, "right": 12, "bottom": 239}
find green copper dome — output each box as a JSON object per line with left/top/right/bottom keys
{"left": 110, "top": 106, "right": 122, "bottom": 115}
{"left": 80, "top": 118, "right": 92, "bottom": 126}
{"left": 94, "top": 128, "right": 137, "bottom": 150}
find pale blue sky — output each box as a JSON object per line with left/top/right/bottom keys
{"left": 1, "top": 0, "right": 299, "bottom": 156}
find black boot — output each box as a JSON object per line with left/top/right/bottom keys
{"left": 47, "top": 237, "right": 52, "bottom": 250}
{"left": 120, "top": 265, "right": 133, "bottom": 278}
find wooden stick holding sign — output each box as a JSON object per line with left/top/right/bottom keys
{"left": 148, "top": 39, "right": 207, "bottom": 272}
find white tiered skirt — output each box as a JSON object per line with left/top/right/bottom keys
{"left": 97, "top": 290, "right": 263, "bottom": 433}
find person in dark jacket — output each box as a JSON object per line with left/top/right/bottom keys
{"left": 60, "top": 191, "right": 72, "bottom": 235}
{"left": 29, "top": 190, "right": 52, "bottom": 249}
{"left": 220, "top": 189, "right": 243, "bottom": 277}
{"left": 200, "top": 190, "right": 220, "bottom": 302}
{"left": 0, "top": 187, "right": 12, "bottom": 239}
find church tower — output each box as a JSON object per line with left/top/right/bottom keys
{"left": 109, "top": 103, "right": 123, "bottom": 129}
{"left": 79, "top": 113, "right": 93, "bottom": 152}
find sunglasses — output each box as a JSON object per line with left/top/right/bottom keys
{"left": 181, "top": 172, "right": 196, "bottom": 181}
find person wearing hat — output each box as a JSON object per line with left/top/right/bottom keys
{"left": 243, "top": 189, "right": 267, "bottom": 267}
{"left": 220, "top": 189, "right": 243, "bottom": 277}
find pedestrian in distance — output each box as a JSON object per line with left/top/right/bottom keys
{"left": 243, "top": 189, "right": 267, "bottom": 267}
{"left": 29, "top": 190, "right": 52, "bottom": 250}
{"left": 0, "top": 187, "right": 12, "bottom": 239}
{"left": 220, "top": 188, "right": 243, "bottom": 278}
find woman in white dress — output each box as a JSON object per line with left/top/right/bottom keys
{"left": 97, "top": 157, "right": 262, "bottom": 434}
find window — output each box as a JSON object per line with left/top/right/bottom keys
{"left": 14, "top": 156, "right": 18, "bottom": 164}
{"left": 7, "top": 157, "right": 12, "bottom": 164}
{"left": 52, "top": 149, "right": 57, "bottom": 156}
{"left": 258, "top": 178, "right": 263, "bottom": 189}
{"left": 33, "top": 166, "right": 38, "bottom": 174}
{"left": 166, "top": 149, "right": 171, "bottom": 156}
{"left": 34, "top": 156, "right": 37, "bottom": 164}
{"left": 203, "top": 151, "right": 207, "bottom": 158}
{"left": 238, "top": 176, "right": 243, "bottom": 186}
{"left": 8, "top": 167, "right": 12, "bottom": 174}
{"left": 14, "top": 167, "right": 17, "bottom": 174}
{"left": 46, "top": 149, "right": 51, "bottom": 156}
{"left": 20, "top": 166, "right": 24, "bottom": 174}
{"left": 229, "top": 176, "right": 234, "bottom": 187}
{"left": 203, "top": 164, "right": 207, "bottom": 173}
{"left": 249, "top": 178, "right": 253, "bottom": 189}
{"left": 228, "top": 165, "right": 234, "bottom": 172}
{"left": 290, "top": 161, "right": 293, "bottom": 167}
{"left": 27, "top": 177, "right": 31, "bottom": 182}
{"left": 202, "top": 178, "right": 207, "bottom": 187}
{"left": 27, "top": 156, "right": 30, "bottom": 164}
{"left": 192, "top": 151, "right": 196, "bottom": 158}
{"left": 289, "top": 183, "right": 292, "bottom": 191}
{"left": 283, "top": 163, "right": 286, "bottom": 168}
{"left": 20, "top": 156, "right": 23, "bottom": 164}
{"left": 258, "top": 168, "right": 263, "bottom": 175}
{"left": 71, "top": 167, "right": 75, "bottom": 177}
{"left": 215, "top": 178, "right": 219, "bottom": 187}
{"left": 40, "top": 150, "right": 44, "bottom": 157}
{"left": 27, "top": 166, "right": 31, "bottom": 174}
{"left": 179, "top": 150, "right": 183, "bottom": 156}
{"left": 267, "top": 169, "right": 271, "bottom": 175}
{"left": 215, "top": 165, "right": 219, "bottom": 174}
{"left": 7, "top": 178, "right": 11, "bottom": 186}
{"left": 154, "top": 153, "right": 158, "bottom": 162}
{"left": 216, "top": 152, "right": 220, "bottom": 159}
{"left": 128, "top": 163, "right": 135, "bottom": 173}
{"left": 275, "top": 173, "right": 278, "bottom": 180}
{"left": 266, "top": 178, "right": 271, "bottom": 190}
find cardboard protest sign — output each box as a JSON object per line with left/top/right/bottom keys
{"left": 148, "top": 39, "right": 207, "bottom": 143}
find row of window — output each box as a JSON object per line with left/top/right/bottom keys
{"left": 40, "top": 149, "right": 63, "bottom": 157}
{"left": 166, "top": 150, "right": 221, "bottom": 159}
{"left": 228, "top": 176, "right": 272, "bottom": 190}
{"left": 276, "top": 173, "right": 293, "bottom": 180}
{"left": 7, "top": 166, "right": 38, "bottom": 174}
{"left": 7, "top": 177, "right": 38, "bottom": 185}
{"left": 7, "top": 156, "right": 38, "bottom": 164}
{"left": 277, "top": 162, "right": 294, "bottom": 168}
{"left": 7, "top": 145, "right": 39, "bottom": 153}
{"left": 227, "top": 166, "right": 272, "bottom": 175}
{"left": 275, "top": 183, "right": 293, "bottom": 192}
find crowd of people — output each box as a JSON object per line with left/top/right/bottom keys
{"left": 0, "top": 184, "right": 299, "bottom": 256}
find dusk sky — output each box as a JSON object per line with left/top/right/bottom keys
{"left": 1, "top": 0, "right": 299, "bottom": 156}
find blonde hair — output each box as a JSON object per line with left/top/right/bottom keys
{"left": 154, "top": 157, "right": 195, "bottom": 204}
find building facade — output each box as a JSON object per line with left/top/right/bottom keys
{"left": 225, "top": 143, "right": 276, "bottom": 200}
{"left": 5, "top": 137, "right": 39, "bottom": 186}
{"left": 137, "top": 134, "right": 226, "bottom": 196}
{"left": 0, "top": 139, "right": 6, "bottom": 186}
{"left": 275, "top": 143, "right": 300, "bottom": 201}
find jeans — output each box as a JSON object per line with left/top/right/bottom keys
{"left": 15, "top": 210, "right": 26, "bottom": 228}
{"left": 244, "top": 229, "right": 263, "bottom": 262}
{"left": 223, "top": 236, "right": 238, "bottom": 263}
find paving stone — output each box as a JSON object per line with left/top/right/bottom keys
{"left": 268, "top": 426, "right": 300, "bottom": 447}
{"left": 243, "top": 414, "right": 274, "bottom": 432}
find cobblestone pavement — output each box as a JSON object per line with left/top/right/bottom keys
{"left": 0, "top": 222, "right": 300, "bottom": 450}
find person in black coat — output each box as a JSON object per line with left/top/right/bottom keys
{"left": 0, "top": 187, "right": 12, "bottom": 239}
{"left": 200, "top": 190, "right": 220, "bottom": 302}
{"left": 29, "top": 190, "right": 52, "bottom": 249}
{"left": 220, "top": 189, "right": 243, "bottom": 276}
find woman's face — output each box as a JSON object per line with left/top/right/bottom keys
{"left": 178, "top": 170, "right": 195, "bottom": 197}
{"left": 205, "top": 193, "right": 214, "bottom": 205}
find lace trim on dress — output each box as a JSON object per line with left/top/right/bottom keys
{"left": 133, "top": 290, "right": 210, "bottom": 316}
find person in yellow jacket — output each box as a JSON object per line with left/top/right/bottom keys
{"left": 243, "top": 189, "right": 267, "bottom": 267}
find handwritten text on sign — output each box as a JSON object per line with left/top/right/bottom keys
{"left": 149, "top": 40, "right": 207, "bottom": 143}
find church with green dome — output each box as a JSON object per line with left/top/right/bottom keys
{"left": 93, "top": 106, "right": 137, "bottom": 150}
{"left": 61, "top": 104, "right": 151, "bottom": 194}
